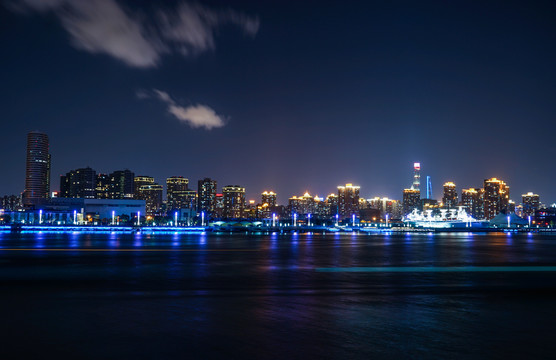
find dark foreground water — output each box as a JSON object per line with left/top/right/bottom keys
{"left": 1, "top": 231, "right": 556, "bottom": 359}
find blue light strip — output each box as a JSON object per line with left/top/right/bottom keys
{"left": 316, "top": 266, "right": 556, "bottom": 272}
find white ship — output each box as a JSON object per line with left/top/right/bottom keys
{"left": 404, "top": 207, "right": 484, "bottom": 228}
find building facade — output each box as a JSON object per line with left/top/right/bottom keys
{"left": 461, "top": 188, "right": 484, "bottom": 219}
{"left": 222, "top": 185, "right": 245, "bottom": 219}
{"left": 109, "top": 170, "right": 135, "bottom": 199}
{"left": 402, "top": 188, "right": 420, "bottom": 216}
{"left": 337, "top": 183, "right": 360, "bottom": 218}
{"left": 442, "top": 182, "right": 458, "bottom": 209}
{"left": 198, "top": 178, "right": 217, "bottom": 216}
{"left": 483, "top": 178, "right": 509, "bottom": 220}
{"left": 167, "top": 176, "right": 195, "bottom": 211}
{"left": 60, "top": 167, "right": 97, "bottom": 199}
{"left": 23, "top": 131, "right": 51, "bottom": 207}
{"left": 522, "top": 192, "right": 540, "bottom": 218}
{"left": 137, "top": 184, "right": 163, "bottom": 215}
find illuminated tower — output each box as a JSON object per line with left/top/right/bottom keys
{"left": 261, "top": 191, "right": 277, "bottom": 207}
{"left": 223, "top": 185, "right": 246, "bottom": 219}
{"left": 522, "top": 192, "right": 540, "bottom": 218}
{"left": 442, "top": 182, "right": 458, "bottom": 208}
{"left": 426, "top": 176, "right": 432, "bottom": 199}
{"left": 198, "top": 178, "right": 217, "bottom": 216}
{"left": 337, "top": 183, "right": 360, "bottom": 218}
{"left": 412, "top": 162, "right": 421, "bottom": 191}
{"left": 483, "top": 178, "right": 509, "bottom": 220}
{"left": 23, "top": 131, "right": 51, "bottom": 207}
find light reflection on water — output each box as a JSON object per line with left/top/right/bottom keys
{"left": 0, "top": 232, "right": 555, "bottom": 358}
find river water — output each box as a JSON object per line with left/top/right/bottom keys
{"left": 1, "top": 231, "right": 556, "bottom": 359}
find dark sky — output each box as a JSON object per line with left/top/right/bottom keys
{"left": 1, "top": 0, "right": 555, "bottom": 204}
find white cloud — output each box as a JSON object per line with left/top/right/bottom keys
{"left": 168, "top": 104, "right": 225, "bottom": 130}
{"left": 10, "top": 0, "right": 259, "bottom": 68}
{"left": 143, "top": 89, "right": 226, "bottom": 130}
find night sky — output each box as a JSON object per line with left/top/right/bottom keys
{"left": 1, "top": 0, "right": 555, "bottom": 203}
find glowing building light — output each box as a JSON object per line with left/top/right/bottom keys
{"left": 39, "top": 209, "right": 43, "bottom": 224}
{"left": 293, "top": 213, "right": 297, "bottom": 227}
{"left": 352, "top": 214, "right": 356, "bottom": 227}
{"left": 335, "top": 214, "right": 339, "bottom": 227}
{"left": 175, "top": 212, "right": 178, "bottom": 227}
{"left": 111, "top": 210, "right": 115, "bottom": 225}
{"left": 272, "top": 213, "right": 276, "bottom": 227}
{"left": 507, "top": 215, "right": 511, "bottom": 228}
{"left": 385, "top": 214, "right": 389, "bottom": 227}
{"left": 308, "top": 213, "right": 311, "bottom": 227}
{"left": 137, "top": 211, "right": 140, "bottom": 226}
{"left": 73, "top": 209, "right": 77, "bottom": 225}
{"left": 201, "top": 211, "right": 205, "bottom": 226}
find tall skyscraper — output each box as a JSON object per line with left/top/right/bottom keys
{"left": 337, "top": 183, "right": 360, "bottom": 218}
{"left": 223, "top": 185, "right": 245, "bottom": 218}
{"left": 23, "top": 131, "right": 51, "bottom": 207}
{"left": 137, "top": 184, "right": 163, "bottom": 215}
{"left": 198, "top": 178, "right": 217, "bottom": 216}
{"left": 412, "top": 162, "right": 421, "bottom": 190}
{"left": 402, "top": 188, "right": 420, "bottom": 216}
{"left": 95, "top": 173, "right": 110, "bottom": 199}
{"left": 522, "top": 192, "right": 540, "bottom": 218}
{"left": 442, "top": 182, "right": 458, "bottom": 208}
{"left": 167, "top": 176, "right": 195, "bottom": 210}
{"left": 261, "top": 191, "right": 277, "bottom": 207}
{"left": 59, "top": 167, "right": 97, "bottom": 199}
{"left": 109, "top": 170, "right": 135, "bottom": 199}
{"left": 134, "top": 176, "right": 155, "bottom": 198}
{"left": 462, "top": 188, "right": 484, "bottom": 219}
{"left": 483, "top": 178, "right": 509, "bottom": 220}
{"left": 426, "top": 176, "right": 432, "bottom": 199}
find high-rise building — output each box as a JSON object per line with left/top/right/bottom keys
{"left": 483, "top": 178, "right": 509, "bottom": 220}
{"left": 95, "top": 173, "right": 110, "bottom": 199}
{"left": 522, "top": 192, "right": 540, "bottom": 218}
{"left": 325, "top": 193, "right": 339, "bottom": 216}
{"left": 426, "top": 176, "right": 432, "bottom": 199}
{"left": 134, "top": 176, "right": 155, "bottom": 198}
{"left": 138, "top": 184, "right": 163, "bottom": 215}
{"left": 167, "top": 176, "right": 194, "bottom": 210}
{"left": 368, "top": 197, "right": 401, "bottom": 220}
{"left": 23, "top": 131, "right": 51, "bottom": 207}
{"left": 412, "top": 162, "right": 421, "bottom": 190}
{"left": 337, "top": 183, "right": 360, "bottom": 218}
{"left": 198, "top": 178, "right": 217, "bottom": 216}
{"left": 402, "top": 188, "right": 420, "bottom": 216}
{"left": 261, "top": 191, "right": 277, "bottom": 207}
{"left": 222, "top": 185, "right": 245, "bottom": 219}
{"left": 461, "top": 188, "right": 484, "bottom": 219}
{"left": 59, "top": 167, "right": 97, "bottom": 199}
{"left": 109, "top": 170, "right": 135, "bottom": 199}
{"left": 442, "top": 182, "right": 458, "bottom": 209}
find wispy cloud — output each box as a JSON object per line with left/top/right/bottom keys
{"left": 140, "top": 89, "right": 226, "bottom": 130}
{"left": 9, "top": 0, "right": 260, "bottom": 68}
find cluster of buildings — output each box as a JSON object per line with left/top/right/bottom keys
{"left": 1, "top": 132, "right": 555, "bottom": 227}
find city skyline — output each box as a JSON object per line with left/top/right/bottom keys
{"left": 1, "top": 1, "right": 556, "bottom": 202}
{"left": 3, "top": 130, "right": 554, "bottom": 207}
